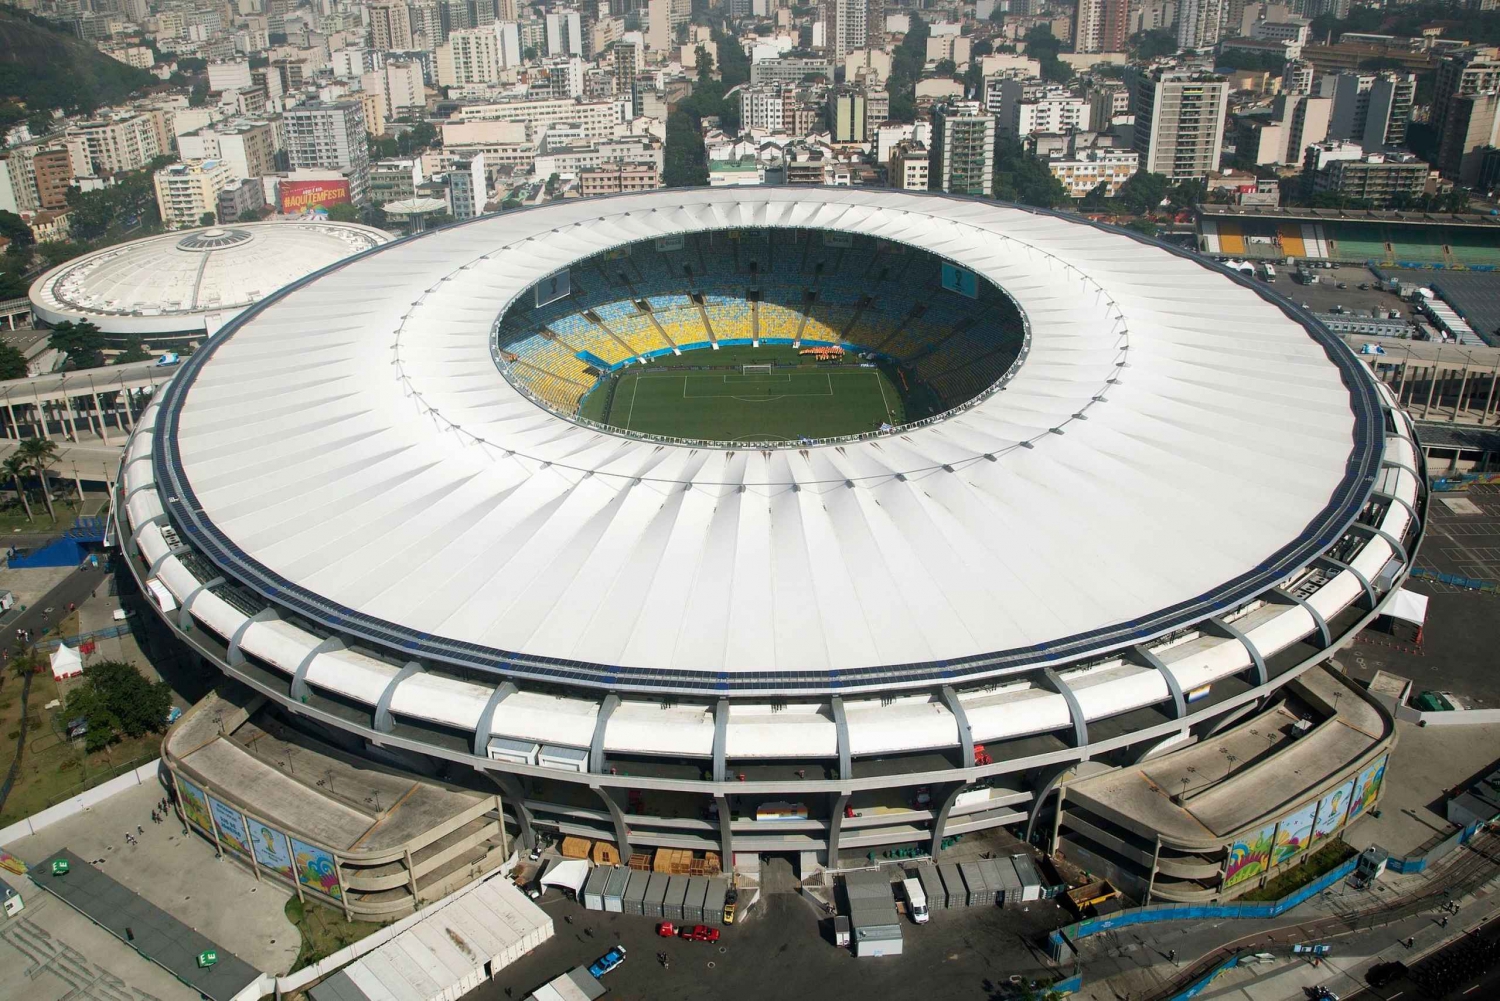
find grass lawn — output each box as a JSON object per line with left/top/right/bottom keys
{"left": 285, "top": 897, "right": 389, "bottom": 971}
{"left": 585, "top": 346, "right": 903, "bottom": 441}
{"left": 0, "top": 494, "right": 106, "bottom": 535}
{"left": 1236, "top": 838, "right": 1357, "bottom": 902}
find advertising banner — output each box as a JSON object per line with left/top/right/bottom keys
{"left": 280, "top": 178, "right": 350, "bottom": 213}
{"left": 1308, "top": 778, "right": 1358, "bottom": 851}
{"left": 177, "top": 777, "right": 213, "bottom": 836}
{"left": 941, "top": 263, "right": 979, "bottom": 298}
{"left": 247, "top": 817, "right": 296, "bottom": 882}
{"left": 208, "top": 795, "right": 251, "bottom": 857}
{"left": 1224, "top": 820, "right": 1276, "bottom": 889}
{"left": 1344, "top": 754, "right": 1388, "bottom": 827}
{"left": 1272, "top": 799, "right": 1320, "bottom": 867}
{"left": 291, "top": 837, "right": 342, "bottom": 899}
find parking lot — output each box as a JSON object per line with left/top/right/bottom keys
{"left": 475, "top": 879, "right": 1070, "bottom": 1001}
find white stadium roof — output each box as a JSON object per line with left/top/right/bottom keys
{"left": 29, "top": 221, "right": 390, "bottom": 336}
{"left": 151, "top": 189, "right": 1384, "bottom": 695}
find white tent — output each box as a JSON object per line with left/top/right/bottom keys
{"left": 50, "top": 643, "right": 82, "bottom": 680}
{"left": 539, "top": 858, "right": 591, "bottom": 897}
{"left": 1385, "top": 587, "right": 1429, "bottom": 627}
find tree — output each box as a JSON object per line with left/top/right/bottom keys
{"left": 48, "top": 319, "right": 106, "bottom": 370}
{"left": 324, "top": 202, "right": 360, "bottom": 222}
{"left": 198, "top": 211, "right": 216, "bottom": 227}
{"left": 545, "top": 172, "right": 561, "bottom": 197}
{"left": 1, "top": 454, "right": 31, "bottom": 521}
{"left": 993, "top": 139, "right": 1068, "bottom": 209}
{"left": 0, "top": 210, "right": 34, "bottom": 250}
{"left": 1079, "top": 181, "right": 1111, "bottom": 211}
{"left": 17, "top": 437, "right": 57, "bottom": 518}
{"left": 523, "top": 45, "right": 538, "bottom": 60}
{"left": 1115, "top": 171, "right": 1171, "bottom": 216}
{"left": 695, "top": 45, "right": 714, "bottom": 82}
{"left": 1168, "top": 178, "right": 1208, "bottom": 209}
{"left": 0, "top": 343, "right": 26, "bottom": 380}
{"left": 1130, "top": 28, "right": 1178, "bottom": 61}
{"left": 886, "top": 14, "right": 930, "bottom": 122}
{"left": 663, "top": 110, "right": 708, "bottom": 187}
{"left": 1022, "top": 26, "right": 1072, "bottom": 83}
{"left": 114, "top": 340, "right": 151, "bottom": 364}
{"left": 64, "top": 660, "right": 173, "bottom": 750}
{"left": 935, "top": 58, "right": 957, "bottom": 77}
{"left": 1125, "top": 218, "right": 1160, "bottom": 237}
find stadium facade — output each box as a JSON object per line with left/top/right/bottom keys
{"left": 116, "top": 189, "right": 1425, "bottom": 915}
{"left": 29, "top": 221, "right": 390, "bottom": 343}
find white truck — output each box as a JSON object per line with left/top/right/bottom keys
{"left": 900, "top": 877, "right": 929, "bottom": 924}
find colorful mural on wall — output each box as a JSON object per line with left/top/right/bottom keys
{"left": 248, "top": 818, "right": 295, "bottom": 882}
{"left": 1308, "top": 778, "right": 1357, "bottom": 851}
{"left": 1272, "top": 799, "right": 1320, "bottom": 867}
{"left": 208, "top": 795, "right": 251, "bottom": 857}
{"left": 291, "top": 837, "right": 342, "bottom": 899}
{"left": 177, "top": 777, "right": 213, "bottom": 836}
{"left": 1344, "top": 755, "right": 1388, "bottom": 827}
{"left": 1224, "top": 820, "right": 1278, "bottom": 889}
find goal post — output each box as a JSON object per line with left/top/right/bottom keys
{"left": 742, "top": 364, "right": 773, "bottom": 376}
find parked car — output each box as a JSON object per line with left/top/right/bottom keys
{"left": 588, "top": 944, "right": 626, "bottom": 978}
{"left": 1366, "top": 961, "right": 1407, "bottom": 987}
{"left": 680, "top": 924, "right": 720, "bottom": 943}
{"left": 656, "top": 922, "right": 677, "bottom": 937}
{"left": 1336, "top": 282, "right": 1349, "bottom": 289}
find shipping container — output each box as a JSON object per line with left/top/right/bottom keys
{"left": 684, "top": 876, "right": 710, "bottom": 924}
{"left": 603, "top": 867, "right": 630, "bottom": 912}
{"left": 704, "top": 877, "right": 729, "bottom": 926}
{"left": 582, "top": 865, "right": 611, "bottom": 911}
{"left": 916, "top": 864, "right": 946, "bottom": 910}
{"left": 992, "top": 856, "right": 1023, "bottom": 908}
{"left": 486, "top": 736, "right": 540, "bottom": 766}
{"left": 976, "top": 858, "right": 1006, "bottom": 906}
{"left": 664, "top": 875, "right": 690, "bottom": 920}
{"left": 538, "top": 744, "right": 588, "bottom": 772}
{"left": 1011, "top": 854, "right": 1043, "bottom": 902}
{"left": 843, "top": 869, "right": 894, "bottom": 902}
{"left": 959, "top": 861, "right": 993, "bottom": 907}
{"left": 644, "top": 872, "right": 670, "bottom": 918}
{"left": 623, "top": 870, "right": 651, "bottom": 916}
{"left": 938, "top": 863, "right": 966, "bottom": 909}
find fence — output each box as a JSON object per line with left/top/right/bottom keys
{"left": 1408, "top": 567, "right": 1499, "bottom": 593}
{"left": 1046, "top": 857, "right": 1361, "bottom": 962}
{"left": 0, "top": 758, "right": 162, "bottom": 843}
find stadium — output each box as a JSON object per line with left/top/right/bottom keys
{"left": 28, "top": 220, "right": 391, "bottom": 343}
{"left": 117, "top": 189, "right": 1425, "bottom": 915}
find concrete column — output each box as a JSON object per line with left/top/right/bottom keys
{"left": 1422, "top": 364, "right": 1438, "bottom": 419}
{"left": 1484, "top": 362, "right": 1500, "bottom": 425}
{"left": 928, "top": 781, "right": 965, "bottom": 858}
{"left": 120, "top": 388, "right": 135, "bottom": 432}
{"left": 1395, "top": 355, "right": 1410, "bottom": 402}
{"left": 284, "top": 830, "right": 305, "bottom": 903}
{"left": 1453, "top": 366, "right": 1471, "bottom": 422}
{"left": 91, "top": 391, "right": 110, "bottom": 445}
{"left": 714, "top": 793, "right": 733, "bottom": 863}
{"left": 595, "top": 785, "right": 633, "bottom": 858}
{"left": 827, "top": 792, "right": 850, "bottom": 866}
{"left": 60, "top": 392, "right": 79, "bottom": 441}
{"left": 71, "top": 463, "right": 84, "bottom": 502}
{"left": 2, "top": 400, "right": 17, "bottom": 440}
{"left": 31, "top": 389, "right": 50, "bottom": 440}
{"left": 493, "top": 792, "right": 508, "bottom": 860}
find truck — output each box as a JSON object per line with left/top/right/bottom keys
{"left": 1261, "top": 263, "right": 1277, "bottom": 282}
{"left": 900, "top": 877, "right": 929, "bottom": 924}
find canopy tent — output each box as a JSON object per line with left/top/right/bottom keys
{"left": 50, "top": 643, "right": 82, "bottom": 680}
{"left": 1385, "top": 587, "right": 1429, "bottom": 626}
{"left": 539, "top": 858, "right": 591, "bottom": 896}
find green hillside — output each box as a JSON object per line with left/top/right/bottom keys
{"left": 0, "top": 9, "right": 155, "bottom": 116}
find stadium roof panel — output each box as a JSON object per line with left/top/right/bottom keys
{"left": 154, "top": 189, "right": 1381, "bottom": 691}
{"left": 29, "top": 221, "right": 391, "bottom": 336}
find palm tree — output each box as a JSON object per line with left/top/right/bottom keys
{"left": 1, "top": 454, "right": 31, "bottom": 521}
{"left": 17, "top": 438, "right": 58, "bottom": 520}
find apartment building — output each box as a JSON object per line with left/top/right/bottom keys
{"left": 154, "top": 159, "right": 236, "bottom": 229}
{"left": 1130, "top": 67, "right": 1229, "bottom": 179}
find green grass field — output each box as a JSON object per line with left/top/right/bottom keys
{"left": 583, "top": 347, "right": 904, "bottom": 441}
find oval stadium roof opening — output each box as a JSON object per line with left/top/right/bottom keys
{"left": 145, "top": 189, "right": 1385, "bottom": 696}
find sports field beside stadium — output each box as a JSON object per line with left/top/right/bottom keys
{"left": 581, "top": 347, "right": 905, "bottom": 441}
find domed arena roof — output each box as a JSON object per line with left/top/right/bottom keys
{"left": 149, "top": 189, "right": 1384, "bottom": 695}
{"left": 29, "top": 221, "right": 391, "bottom": 337}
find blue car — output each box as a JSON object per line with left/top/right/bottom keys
{"left": 588, "top": 944, "right": 626, "bottom": 978}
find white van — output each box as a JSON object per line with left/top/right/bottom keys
{"left": 900, "top": 877, "right": 929, "bottom": 924}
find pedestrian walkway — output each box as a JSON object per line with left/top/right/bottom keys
{"left": 1072, "top": 832, "right": 1500, "bottom": 1001}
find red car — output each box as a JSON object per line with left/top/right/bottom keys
{"left": 656, "top": 922, "right": 677, "bottom": 937}
{"left": 680, "top": 925, "right": 720, "bottom": 943}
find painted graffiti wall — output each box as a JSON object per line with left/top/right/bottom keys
{"left": 291, "top": 837, "right": 342, "bottom": 899}
{"left": 208, "top": 794, "right": 251, "bottom": 857}
{"left": 1225, "top": 820, "right": 1277, "bottom": 889}
{"left": 1344, "top": 755, "right": 1388, "bottom": 827}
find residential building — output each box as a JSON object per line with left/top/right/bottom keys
{"left": 369, "top": 1, "right": 416, "bottom": 51}
{"left": 1176, "top": 0, "right": 1224, "bottom": 50}
{"left": 1088, "top": 84, "right": 1131, "bottom": 129}
{"left": 154, "top": 158, "right": 236, "bottom": 228}
{"left": 1130, "top": 67, "right": 1229, "bottom": 180}
{"left": 1047, "top": 146, "right": 1139, "bottom": 197}
{"left": 176, "top": 120, "right": 277, "bottom": 179}
{"left": 1074, "top": 0, "right": 1128, "bottom": 55}
{"left": 613, "top": 42, "right": 639, "bottom": 103}
{"left": 578, "top": 161, "right": 661, "bottom": 195}
{"left": 216, "top": 176, "right": 266, "bottom": 222}
{"left": 1433, "top": 49, "right": 1500, "bottom": 178}
{"left": 646, "top": 0, "right": 671, "bottom": 53}
{"left": 208, "top": 61, "right": 253, "bottom": 92}
{"left": 372, "top": 158, "right": 425, "bottom": 204}
{"left": 990, "top": 80, "right": 1089, "bottom": 139}
{"left": 32, "top": 148, "right": 73, "bottom": 211}
{"left": 64, "top": 113, "right": 163, "bottom": 176}
{"left": 531, "top": 136, "right": 663, "bottom": 177}
{"left": 440, "top": 27, "right": 504, "bottom": 86}
{"left": 829, "top": 89, "right": 866, "bottom": 143}
{"left": 29, "top": 209, "right": 71, "bottom": 244}
{"left": 822, "top": 0, "right": 876, "bottom": 63}
{"left": 444, "top": 156, "right": 487, "bottom": 218}
{"left": 451, "top": 98, "right": 619, "bottom": 140}
{"left": 888, "top": 138, "right": 929, "bottom": 190}
{"left": 545, "top": 10, "right": 582, "bottom": 57}
{"left": 1303, "top": 147, "right": 1428, "bottom": 206}
{"left": 283, "top": 102, "right": 371, "bottom": 204}
{"left": 750, "top": 56, "right": 833, "bottom": 86}
{"left": 1324, "top": 71, "right": 1416, "bottom": 149}
{"left": 363, "top": 62, "right": 426, "bottom": 120}
{"left": 930, "top": 101, "right": 995, "bottom": 196}
{"left": 1439, "top": 91, "right": 1500, "bottom": 181}
{"left": 741, "top": 85, "right": 793, "bottom": 131}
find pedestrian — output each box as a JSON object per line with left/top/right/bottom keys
{"left": 137, "top": 825, "right": 143, "bottom": 836}
{"left": 1406, "top": 936, "right": 1415, "bottom": 949}
{"left": 1440, "top": 917, "right": 1448, "bottom": 928}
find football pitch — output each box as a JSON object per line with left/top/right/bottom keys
{"left": 597, "top": 366, "right": 903, "bottom": 441}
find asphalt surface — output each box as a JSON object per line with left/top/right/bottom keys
{"left": 477, "top": 886, "right": 1070, "bottom": 1001}
{"left": 1354, "top": 912, "right": 1500, "bottom": 999}
{"left": 0, "top": 561, "right": 108, "bottom": 656}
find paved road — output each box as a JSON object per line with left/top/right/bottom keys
{"left": 0, "top": 563, "right": 109, "bottom": 655}
{"left": 1355, "top": 913, "right": 1500, "bottom": 1000}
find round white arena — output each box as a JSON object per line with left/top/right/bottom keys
{"left": 29, "top": 221, "right": 390, "bottom": 340}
